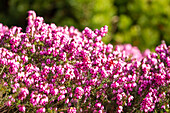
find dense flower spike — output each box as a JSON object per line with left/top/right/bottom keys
{"left": 0, "top": 10, "right": 169, "bottom": 113}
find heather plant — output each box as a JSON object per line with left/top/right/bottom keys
{"left": 0, "top": 11, "right": 169, "bottom": 113}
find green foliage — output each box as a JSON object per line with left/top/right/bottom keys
{"left": 0, "top": 0, "right": 170, "bottom": 51}
{"left": 113, "top": 0, "right": 170, "bottom": 51}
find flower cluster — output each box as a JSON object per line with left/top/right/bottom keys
{"left": 0, "top": 11, "right": 169, "bottom": 113}
{"left": 116, "top": 44, "right": 150, "bottom": 61}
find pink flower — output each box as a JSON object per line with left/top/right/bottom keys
{"left": 40, "top": 95, "right": 48, "bottom": 105}
{"left": 18, "top": 87, "right": 29, "bottom": 101}
{"left": 8, "top": 95, "right": 15, "bottom": 102}
{"left": 65, "top": 98, "right": 69, "bottom": 104}
{"left": 12, "top": 83, "right": 20, "bottom": 93}
{"left": 128, "top": 95, "right": 134, "bottom": 103}
{"left": 111, "top": 82, "right": 119, "bottom": 88}
{"left": 117, "top": 94, "right": 122, "bottom": 101}
{"left": 106, "top": 44, "right": 113, "bottom": 53}
{"left": 36, "top": 107, "right": 46, "bottom": 113}
{"left": 161, "top": 105, "right": 165, "bottom": 109}
{"left": 58, "top": 94, "right": 65, "bottom": 101}
{"left": 30, "top": 92, "right": 42, "bottom": 106}
{"left": 18, "top": 105, "right": 26, "bottom": 112}
{"left": 18, "top": 72, "right": 26, "bottom": 80}
{"left": 95, "top": 102, "right": 102, "bottom": 108}
{"left": 30, "top": 44, "right": 36, "bottom": 53}
{"left": 6, "top": 101, "right": 12, "bottom": 106}
{"left": 117, "top": 106, "right": 123, "bottom": 113}
{"left": 27, "top": 10, "right": 36, "bottom": 26}
{"left": 21, "top": 55, "right": 28, "bottom": 63}
{"left": 75, "top": 87, "right": 84, "bottom": 99}
{"left": 51, "top": 88, "right": 59, "bottom": 95}
{"left": 98, "top": 110, "right": 103, "bottom": 113}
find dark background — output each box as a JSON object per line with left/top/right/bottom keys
{"left": 1, "top": 0, "right": 170, "bottom": 51}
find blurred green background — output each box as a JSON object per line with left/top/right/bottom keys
{"left": 0, "top": 0, "right": 170, "bottom": 51}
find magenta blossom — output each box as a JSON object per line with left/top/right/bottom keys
{"left": 18, "top": 105, "right": 26, "bottom": 112}
{"left": 75, "top": 87, "right": 84, "bottom": 99}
